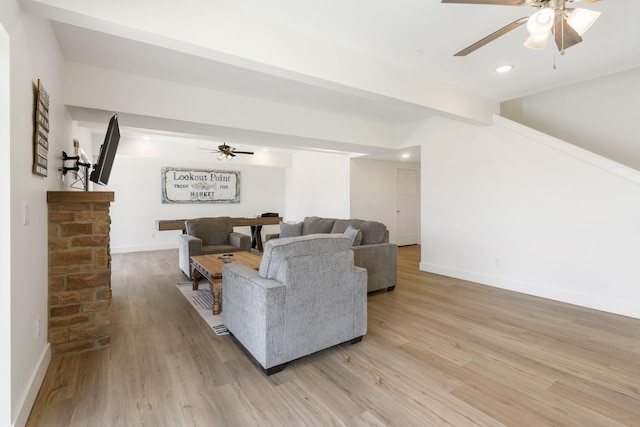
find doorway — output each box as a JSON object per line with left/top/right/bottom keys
{"left": 396, "top": 168, "right": 420, "bottom": 246}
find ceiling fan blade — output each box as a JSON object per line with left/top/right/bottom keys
{"left": 442, "top": 0, "right": 525, "bottom": 5}
{"left": 454, "top": 17, "right": 528, "bottom": 56}
{"left": 232, "top": 151, "right": 254, "bottom": 155}
{"left": 554, "top": 17, "right": 582, "bottom": 51}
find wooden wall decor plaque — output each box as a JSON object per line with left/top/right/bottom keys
{"left": 33, "top": 79, "right": 49, "bottom": 177}
{"left": 161, "top": 167, "right": 240, "bottom": 204}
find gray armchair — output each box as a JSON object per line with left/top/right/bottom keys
{"left": 178, "top": 217, "right": 251, "bottom": 279}
{"left": 222, "top": 234, "right": 367, "bottom": 375}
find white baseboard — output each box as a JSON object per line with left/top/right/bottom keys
{"left": 420, "top": 262, "right": 640, "bottom": 320}
{"left": 13, "top": 343, "right": 50, "bottom": 427}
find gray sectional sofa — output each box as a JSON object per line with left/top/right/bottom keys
{"left": 266, "top": 216, "right": 397, "bottom": 293}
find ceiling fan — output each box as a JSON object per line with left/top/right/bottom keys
{"left": 201, "top": 143, "right": 254, "bottom": 161}
{"left": 442, "top": 0, "right": 602, "bottom": 56}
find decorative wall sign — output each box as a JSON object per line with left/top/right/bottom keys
{"left": 33, "top": 79, "right": 49, "bottom": 177}
{"left": 161, "top": 167, "right": 240, "bottom": 204}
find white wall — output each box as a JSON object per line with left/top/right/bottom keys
{"left": 350, "top": 158, "right": 420, "bottom": 244}
{"left": 5, "top": 4, "right": 74, "bottom": 426}
{"left": 100, "top": 135, "right": 418, "bottom": 254}
{"left": 71, "top": 120, "right": 93, "bottom": 160}
{"left": 90, "top": 134, "right": 423, "bottom": 252}
{"left": 284, "top": 151, "right": 350, "bottom": 222}
{"left": 418, "top": 115, "right": 640, "bottom": 319}
{"left": 0, "top": 16, "right": 12, "bottom": 427}
{"left": 501, "top": 67, "right": 640, "bottom": 171}
{"left": 97, "top": 136, "right": 287, "bottom": 253}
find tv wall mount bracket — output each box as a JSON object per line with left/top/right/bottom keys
{"left": 60, "top": 151, "right": 93, "bottom": 191}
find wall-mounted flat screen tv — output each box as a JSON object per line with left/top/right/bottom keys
{"left": 90, "top": 114, "right": 120, "bottom": 186}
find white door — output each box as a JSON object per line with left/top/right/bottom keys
{"left": 396, "top": 168, "right": 420, "bottom": 246}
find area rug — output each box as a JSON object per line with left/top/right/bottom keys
{"left": 176, "top": 282, "right": 229, "bottom": 335}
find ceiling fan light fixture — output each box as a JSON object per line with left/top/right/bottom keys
{"left": 524, "top": 32, "right": 550, "bottom": 50}
{"left": 443, "top": 1, "right": 602, "bottom": 56}
{"left": 566, "top": 8, "right": 601, "bottom": 36}
{"left": 527, "top": 8, "right": 555, "bottom": 35}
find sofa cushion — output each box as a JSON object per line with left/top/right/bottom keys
{"left": 202, "top": 244, "right": 242, "bottom": 254}
{"left": 279, "top": 221, "right": 302, "bottom": 238}
{"left": 343, "top": 225, "right": 363, "bottom": 246}
{"left": 330, "top": 219, "right": 364, "bottom": 234}
{"left": 185, "top": 217, "right": 232, "bottom": 245}
{"left": 302, "top": 217, "right": 336, "bottom": 235}
{"left": 259, "top": 234, "right": 352, "bottom": 280}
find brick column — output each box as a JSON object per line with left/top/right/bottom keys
{"left": 47, "top": 191, "right": 114, "bottom": 356}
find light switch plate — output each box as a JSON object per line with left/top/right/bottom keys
{"left": 24, "top": 204, "right": 30, "bottom": 225}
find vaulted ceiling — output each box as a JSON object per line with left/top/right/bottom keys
{"left": 19, "top": 0, "right": 640, "bottom": 161}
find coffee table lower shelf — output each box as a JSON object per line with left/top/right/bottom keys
{"left": 190, "top": 252, "right": 262, "bottom": 315}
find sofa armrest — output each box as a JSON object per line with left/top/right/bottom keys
{"left": 264, "top": 233, "right": 280, "bottom": 242}
{"left": 352, "top": 243, "right": 398, "bottom": 292}
{"left": 178, "top": 234, "right": 203, "bottom": 279}
{"left": 223, "top": 262, "right": 284, "bottom": 292}
{"left": 353, "top": 266, "right": 368, "bottom": 337}
{"left": 222, "top": 263, "right": 286, "bottom": 367}
{"left": 229, "top": 231, "right": 251, "bottom": 251}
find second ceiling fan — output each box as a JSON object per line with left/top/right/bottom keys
{"left": 202, "top": 143, "right": 254, "bottom": 161}
{"left": 442, "top": 0, "right": 602, "bottom": 56}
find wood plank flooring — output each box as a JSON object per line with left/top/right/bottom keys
{"left": 26, "top": 246, "right": 640, "bottom": 426}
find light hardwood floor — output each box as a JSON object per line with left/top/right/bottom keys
{"left": 27, "top": 246, "right": 640, "bottom": 426}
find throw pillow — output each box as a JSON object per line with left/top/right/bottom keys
{"left": 279, "top": 221, "right": 302, "bottom": 238}
{"left": 344, "top": 225, "right": 362, "bottom": 246}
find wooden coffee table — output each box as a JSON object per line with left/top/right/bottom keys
{"left": 190, "top": 251, "right": 262, "bottom": 315}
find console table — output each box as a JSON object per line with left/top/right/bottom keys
{"left": 157, "top": 216, "right": 282, "bottom": 251}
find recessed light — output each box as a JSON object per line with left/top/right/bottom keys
{"left": 495, "top": 65, "right": 513, "bottom": 73}
{"left": 402, "top": 153, "right": 410, "bottom": 159}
